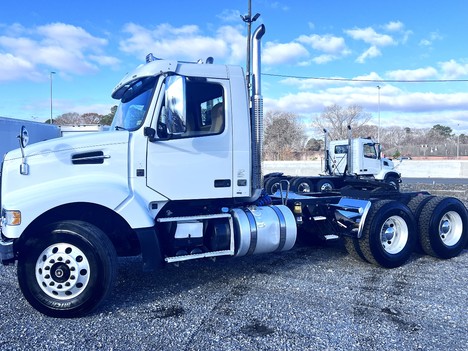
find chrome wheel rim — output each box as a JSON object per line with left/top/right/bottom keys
{"left": 439, "top": 211, "right": 463, "bottom": 247}
{"left": 297, "top": 182, "right": 311, "bottom": 192}
{"left": 380, "top": 215, "right": 408, "bottom": 254}
{"left": 35, "top": 243, "right": 90, "bottom": 300}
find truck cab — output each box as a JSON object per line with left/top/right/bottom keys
{"left": 328, "top": 137, "right": 396, "bottom": 181}
{"left": 110, "top": 60, "right": 254, "bottom": 202}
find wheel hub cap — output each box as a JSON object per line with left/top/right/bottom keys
{"left": 35, "top": 243, "right": 91, "bottom": 300}
{"left": 439, "top": 211, "right": 463, "bottom": 246}
{"left": 380, "top": 215, "right": 408, "bottom": 254}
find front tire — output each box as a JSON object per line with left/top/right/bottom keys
{"left": 17, "top": 221, "right": 117, "bottom": 318}
{"left": 418, "top": 197, "right": 468, "bottom": 259}
{"left": 359, "top": 200, "right": 416, "bottom": 268}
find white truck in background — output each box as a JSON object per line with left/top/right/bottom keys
{"left": 1, "top": 24, "right": 467, "bottom": 318}
{"left": 264, "top": 127, "right": 400, "bottom": 194}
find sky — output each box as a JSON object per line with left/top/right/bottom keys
{"left": 1, "top": 0, "right": 468, "bottom": 136}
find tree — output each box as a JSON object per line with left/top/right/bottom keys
{"left": 101, "top": 105, "right": 117, "bottom": 126}
{"left": 429, "top": 124, "right": 453, "bottom": 142}
{"left": 305, "top": 138, "right": 322, "bottom": 152}
{"left": 459, "top": 134, "right": 468, "bottom": 144}
{"left": 263, "top": 111, "right": 306, "bottom": 160}
{"left": 314, "top": 104, "right": 372, "bottom": 140}
{"left": 52, "top": 112, "right": 82, "bottom": 125}
{"left": 81, "top": 113, "right": 102, "bottom": 124}
{"left": 51, "top": 106, "right": 117, "bottom": 126}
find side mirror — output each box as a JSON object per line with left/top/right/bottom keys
{"left": 18, "top": 126, "right": 29, "bottom": 148}
{"left": 17, "top": 126, "right": 30, "bottom": 175}
{"left": 164, "top": 76, "right": 187, "bottom": 135}
{"left": 144, "top": 127, "right": 156, "bottom": 142}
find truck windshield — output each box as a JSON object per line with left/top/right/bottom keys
{"left": 111, "top": 76, "right": 157, "bottom": 131}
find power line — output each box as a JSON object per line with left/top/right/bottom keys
{"left": 262, "top": 72, "right": 468, "bottom": 83}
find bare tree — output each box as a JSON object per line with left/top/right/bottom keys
{"left": 80, "top": 113, "right": 103, "bottom": 124}
{"left": 314, "top": 104, "right": 372, "bottom": 140}
{"left": 263, "top": 111, "right": 306, "bottom": 160}
{"left": 52, "top": 112, "right": 82, "bottom": 125}
{"left": 51, "top": 107, "right": 117, "bottom": 126}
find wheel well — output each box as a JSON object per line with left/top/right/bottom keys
{"left": 18, "top": 202, "right": 141, "bottom": 257}
{"left": 384, "top": 172, "right": 400, "bottom": 180}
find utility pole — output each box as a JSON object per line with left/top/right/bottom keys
{"left": 50, "top": 71, "right": 56, "bottom": 123}
{"left": 377, "top": 85, "right": 381, "bottom": 143}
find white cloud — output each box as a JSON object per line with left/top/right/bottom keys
{"left": 262, "top": 41, "right": 309, "bottom": 65}
{"left": 345, "top": 26, "right": 397, "bottom": 63}
{"left": 297, "top": 34, "right": 347, "bottom": 54}
{"left": 217, "top": 9, "right": 242, "bottom": 23}
{"left": 439, "top": 59, "right": 468, "bottom": 79}
{"left": 356, "top": 45, "right": 381, "bottom": 63}
{"left": 419, "top": 31, "right": 443, "bottom": 47}
{"left": 345, "top": 27, "right": 395, "bottom": 46}
{"left": 0, "top": 53, "right": 37, "bottom": 81}
{"left": 264, "top": 78, "right": 468, "bottom": 131}
{"left": 0, "top": 22, "right": 116, "bottom": 82}
{"left": 37, "top": 23, "right": 107, "bottom": 52}
{"left": 119, "top": 23, "right": 246, "bottom": 64}
{"left": 311, "top": 54, "right": 337, "bottom": 64}
{"left": 384, "top": 21, "right": 404, "bottom": 32}
{"left": 386, "top": 67, "right": 438, "bottom": 81}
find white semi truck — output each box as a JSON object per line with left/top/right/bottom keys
{"left": 1, "top": 24, "right": 467, "bottom": 318}
{"left": 264, "top": 127, "right": 401, "bottom": 194}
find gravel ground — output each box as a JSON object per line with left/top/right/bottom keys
{"left": 1, "top": 183, "right": 467, "bottom": 351}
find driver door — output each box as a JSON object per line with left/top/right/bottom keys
{"left": 146, "top": 75, "right": 233, "bottom": 200}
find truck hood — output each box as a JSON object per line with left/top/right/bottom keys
{"left": 1, "top": 131, "right": 130, "bottom": 208}
{"left": 4, "top": 130, "right": 129, "bottom": 162}
{"left": 1, "top": 130, "right": 133, "bottom": 239}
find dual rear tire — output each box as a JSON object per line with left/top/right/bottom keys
{"left": 344, "top": 196, "right": 468, "bottom": 268}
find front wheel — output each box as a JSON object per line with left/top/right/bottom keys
{"left": 17, "top": 220, "right": 117, "bottom": 318}
{"left": 418, "top": 197, "right": 468, "bottom": 259}
{"left": 359, "top": 200, "right": 416, "bottom": 268}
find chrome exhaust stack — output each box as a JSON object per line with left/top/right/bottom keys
{"left": 250, "top": 24, "right": 265, "bottom": 200}
{"left": 347, "top": 125, "right": 353, "bottom": 175}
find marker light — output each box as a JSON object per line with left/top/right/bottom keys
{"left": 3, "top": 210, "right": 22, "bottom": 226}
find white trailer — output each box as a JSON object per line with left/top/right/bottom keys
{"left": 59, "top": 124, "right": 109, "bottom": 136}
{"left": 0, "top": 117, "right": 60, "bottom": 158}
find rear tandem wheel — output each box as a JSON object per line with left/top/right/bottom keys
{"left": 347, "top": 200, "right": 416, "bottom": 268}
{"left": 417, "top": 196, "right": 468, "bottom": 259}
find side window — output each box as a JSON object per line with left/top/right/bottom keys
{"left": 186, "top": 79, "right": 224, "bottom": 136}
{"left": 334, "top": 145, "right": 348, "bottom": 154}
{"left": 157, "top": 76, "right": 225, "bottom": 138}
{"left": 363, "top": 143, "right": 377, "bottom": 158}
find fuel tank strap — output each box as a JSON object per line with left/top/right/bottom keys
{"left": 244, "top": 209, "right": 258, "bottom": 255}
{"left": 271, "top": 205, "right": 287, "bottom": 252}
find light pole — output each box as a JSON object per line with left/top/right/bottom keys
{"left": 241, "top": 0, "right": 260, "bottom": 93}
{"left": 377, "top": 85, "right": 381, "bottom": 143}
{"left": 50, "top": 71, "right": 56, "bottom": 123}
{"left": 457, "top": 124, "right": 460, "bottom": 159}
